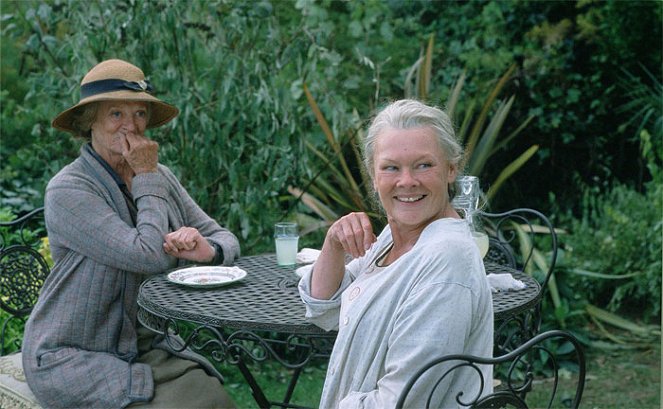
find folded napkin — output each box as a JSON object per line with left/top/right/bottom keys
{"left": 294, "top": 264, "right": 312, "bottom": 278}
{"left": 486, "top": 273, "right": 526, "bottom": 293}
{"left": 296, "top": 248, "right": 321, "bottom": 264}
{"left": 293, "top": 248, "right": 320, "bottom": 278}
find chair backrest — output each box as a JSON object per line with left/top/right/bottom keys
{"left": 479, "top": 208, "right": 559, "bottom": 354}
{"left": 479, "top": 208, "right": 558, "bottom": 293}
{"left": 396, "top": 330, "right": 586, "bottom": 409}
{"left": 0, "top": 207, "right": 50, "bottom": 355}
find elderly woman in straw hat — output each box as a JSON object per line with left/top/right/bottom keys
{"left": 298, "top": 99, "right": 493, "bottom": 408}
{"left": 22, "top": 59, "right": 240, "bottom": 408}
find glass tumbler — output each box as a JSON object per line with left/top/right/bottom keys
{"left": 274, "top": 222, "right": 299, "bottom": 266}
{"left": 452, "top": 175, "right": 481, "bottom": 218}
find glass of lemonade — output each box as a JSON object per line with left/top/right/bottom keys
{"left": 274, "top": 222, "right": 299, "bottom": 266}
{"left": 472, "top": 230, "right": 489, "bottom": 259}
{"left": 468, "top": 211, "right": 489, "bottom": 259}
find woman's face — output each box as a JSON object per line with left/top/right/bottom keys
{"left": 90, "top": 100, "right": 149, "bottom": 161}
{"left": 373, "top": 126, "right": 457, "bottom": 232}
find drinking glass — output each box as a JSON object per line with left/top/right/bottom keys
{"left": 452, "top": 175, "right": 480, "bottom": 218}
{"left": 452, "top": 176, "right": 489, "bottom": 258}
{"left": 469, "top": 215, "right": 489, "bottom": 259}
{"left": 274, "top": 222, "right": 299, "bottom": 266}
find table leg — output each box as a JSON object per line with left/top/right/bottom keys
{"left": 282, "top": 366, "right": 302, "bottom": 405}
{"left": 236, "top": 357, "right": 272, "bottom": 408}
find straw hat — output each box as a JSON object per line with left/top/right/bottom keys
{"left": 52, "top": 59, "right": 179, "bottom": 134}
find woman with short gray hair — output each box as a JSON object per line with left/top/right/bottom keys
{"left": 299, "top": 99, "right": 493, "bottom": 408}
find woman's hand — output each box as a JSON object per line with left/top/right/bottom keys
{"left": 310, "top": 212, "right": 376, "bottom": 299}
{"left": 121, "top": 132, "right": 158, "bottom": 174}
{"left": 325, "top": 212, "right": 377, "bottom": 259}
{"left": 163, "top": 227, "right": 215, "bottom": 263}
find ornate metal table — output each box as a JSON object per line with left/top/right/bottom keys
{"left": 137, "top": 254, "right": 540, "bottom": 409}
{"left": 489, "top": 262, "right": 541, "bottom": 321}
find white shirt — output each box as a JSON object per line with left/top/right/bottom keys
{"left": 299, "top": 218, "right": 494, "bottom": 409}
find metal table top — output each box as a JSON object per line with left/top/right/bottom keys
{"left": 138, "top": 254, "right": 541, "bottom": 334}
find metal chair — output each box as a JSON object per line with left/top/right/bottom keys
{"left": 396, "top": 330, "right": 586, "bottom": 409}
{"left": 0, "top": 208, "right": 47, "bottom": 408}
{"left": 0, "top": 207, "right": 50, "bottom": 355}
{"left": 479, "top": 208, "right": 558, "bottom": 353}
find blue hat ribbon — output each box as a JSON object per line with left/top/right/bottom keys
{"left": 80, "top": 79, "right": 154, "bottom": 99}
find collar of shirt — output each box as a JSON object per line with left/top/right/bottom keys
{"left": 85, "top": 143, "right": 127, "bottom": 189}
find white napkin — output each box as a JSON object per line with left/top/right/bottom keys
{"left": 296, "top": 248, "right": 321, "bottom": 264}
{"left": 486, "top": 273, "right": 526, "bottom": 293}
{"left": 294, "top": 264, "right": 312, "bottom": 278}
{"left": 293, "top": 248, "right": 320, "bottom": 278}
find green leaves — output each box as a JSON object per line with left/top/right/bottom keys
{"left": 557, "top": 180, "right": 662, "bottom": 332}
{"left": 1, "top": 0, "right": 324, "bottom": 254}
{"left": 406, "top": 37, "right": 537, "bottom": 200}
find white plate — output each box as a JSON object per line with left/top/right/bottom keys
{"left": 167, "top": 266, "right": 247, "bottom": 288}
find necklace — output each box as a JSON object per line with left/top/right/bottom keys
{"left": 375, "top": 242, "right": 395, "bottom": 268}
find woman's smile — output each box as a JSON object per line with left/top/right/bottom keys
{"left": 394, "top": 194, "right": 426, "bottom": 203}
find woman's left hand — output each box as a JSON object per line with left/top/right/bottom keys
{"left": 163, "top": 227, "right": 215, "bottom": 263}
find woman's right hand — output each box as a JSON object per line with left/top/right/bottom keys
{"left": 325, "top": 212, "right": 377, "bottom": 260}
{"left": 121, "top": 132, "right": 158, "bottom": 174}
{"left": 310, "top": 212, "right": 376, "bottom": 299}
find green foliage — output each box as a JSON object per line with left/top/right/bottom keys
{"left": 507, "top": 0, "right": 661, "bottom": 208}
{"left": 0, "top": 309, "right": 25, "bottom": 355}
{"left": 442, "top": 65, "right": 537, "bottom": 201}
{"left": 617, "top": 67, "right": 663, "bottom": 142}
{"left": 0, "top": 207, "right": 44, "bottom": 246}
{"left": 1, "top": 0, "right": 320, "bottom": 254}
{"left": 559, "top": 178, "right": 662, "bottom": 323}
{"left": 2, "top": 0, "right": 660, "bottom": 250}
{"left": 290, "top": 83, "right": 381, "bottom": 233}
{"left": 293, "top": 35, "right": 539, "bottom": 233}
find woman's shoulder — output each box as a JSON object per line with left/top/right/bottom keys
{"left": 47, "top": 156, "right": 93, "bottom": 189}
{"left": 406, "top": 221, "right": 484, "bottom": 282}
{"left": 417, "top": 219, "right": 474, "bottom": 253}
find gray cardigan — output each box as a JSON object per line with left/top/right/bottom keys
{"left": 22, "top": 146, "right": 240, "bottom": 408}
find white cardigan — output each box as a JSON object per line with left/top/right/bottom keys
{"left": 299, "top": 218, "right": 494, "bottom": 409}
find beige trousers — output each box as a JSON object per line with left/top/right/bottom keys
{"left": 128, "top": 327, "right": 236, "bottom": 409}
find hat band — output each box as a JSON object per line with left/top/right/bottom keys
{"left": 80, "top": 79, "right": 154, "bottom": 99}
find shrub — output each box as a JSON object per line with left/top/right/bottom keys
{"left": 559, "top": 179, "right": 662, "bottom": 323}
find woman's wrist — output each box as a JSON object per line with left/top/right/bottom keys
{"left": 206, "top": 240, "right": 224, "bottom": 265}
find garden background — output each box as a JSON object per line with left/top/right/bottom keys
{"left": 1, "top": 0, "right": 661, "bottom": 407}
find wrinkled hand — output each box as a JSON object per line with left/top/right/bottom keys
{"left": 163, "top": 227, "right": 215, "bottom": 263}
{"left": 121, "top": 132, "right": 158, "bottom": 174}
{"left": 325, "top": 212, "right": 377, "bottom": 259}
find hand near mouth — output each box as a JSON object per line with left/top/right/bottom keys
{"left": 121, "top": 132, "right": 158, "bottom": 174}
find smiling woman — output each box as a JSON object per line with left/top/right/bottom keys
{"left": 298, "top": 99, "right": 494, "bottom": 409}
{"left": 372, "top": 126, "right": 457, "bottom": 238}
{"left": 21, "top": 59, "right": 241, "bottom": 409}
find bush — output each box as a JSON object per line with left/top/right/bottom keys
{"left": 558, "top": 179, "right": 662, "bottom": 322}
{"left": 1, "top": 1, "right": 320, "bottom": 254}
{"left": 2, "top": 0, "right": 660, "bottom": 253}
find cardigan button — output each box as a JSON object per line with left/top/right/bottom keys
{"left": 349, "top": 286, "right": 361, "bottom": 301}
